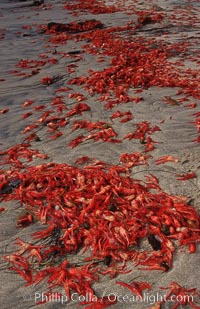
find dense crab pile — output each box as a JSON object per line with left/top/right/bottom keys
{"left": 1, "top": 161, "right": 200, "bottom": 305}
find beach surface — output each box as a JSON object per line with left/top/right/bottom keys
{"left": 0, "top": 0, "right": 200, "bottom": 308}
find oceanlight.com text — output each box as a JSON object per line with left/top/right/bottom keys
{"left": 22, "top": 291, "right": 195, "bottom": 305}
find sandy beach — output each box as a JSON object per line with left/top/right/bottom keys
{"left": 0, "top": 0, "right": 200, "bottom": 308}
